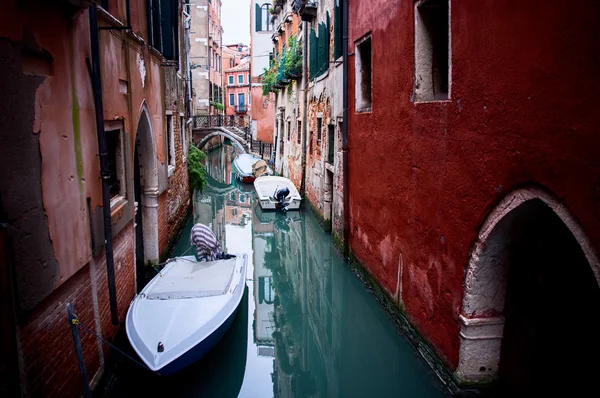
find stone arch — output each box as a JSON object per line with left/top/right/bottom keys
{"left": 456, "top": 186, "right": 600, "bottom": 389}
{"left": 133, "top": 101, "right": 160, "bottom": 276}
{"left": 195, "top": 130, "right": 247, "bottom": 153}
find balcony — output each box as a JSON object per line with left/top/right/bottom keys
{"left": 235, "top": 105, "right": 247, "bottom": 114}
{"left": 294, "top": 0, "right": 317, "bottom": 21}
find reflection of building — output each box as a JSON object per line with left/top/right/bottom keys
{"left": 253, "top": 234, "right": 276, "bottom": 357}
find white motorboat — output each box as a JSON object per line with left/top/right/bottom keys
{"left": 126, "top": 254, "right": 248, "bottom": 375}
{"left": 233, "top": 154, "right": 273, "bottom": 183}
{"left": 253, "top": 176, "right": 302, "bottom": 211}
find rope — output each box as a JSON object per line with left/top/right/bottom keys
{"left": 151, "top": 245, "right": 196, "bottom": 273}
{"left": 70, "top": 318, "right": 150, "bottom": 371}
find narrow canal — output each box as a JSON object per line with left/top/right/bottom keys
{"left": 105, "top": 141, "right": 449, "bottom": 398}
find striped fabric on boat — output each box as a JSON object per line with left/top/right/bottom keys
{"left": 190, "top": 223, "right": 222, "bottom": 261}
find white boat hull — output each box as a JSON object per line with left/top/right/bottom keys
{"left": 126, "top": 254, "right": 248, "bottom": 375}
{"left": 253, "top": 176, "right": 302, "bottom": 211}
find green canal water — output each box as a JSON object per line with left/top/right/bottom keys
{"left": 106, "top": 143, "right": 449, "bottom": 398}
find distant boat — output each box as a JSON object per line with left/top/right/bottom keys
{"left": 126, "top": 254, "right": 248, "bottom": 376}
{"left": 254, "top": 176, "right": 302, "bottom": 211}
{"left": 233, "top": 154, "right": 273, "bottom": 184}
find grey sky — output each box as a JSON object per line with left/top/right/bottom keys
{"left": 222, "top": 0, "right": 251, "bottom": 46}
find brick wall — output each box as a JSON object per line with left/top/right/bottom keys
{"left": 17, "top": 223, "right": 135, "bottom": 397}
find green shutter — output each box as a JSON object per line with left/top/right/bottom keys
{"left": 318, "top": 22, "right": 326, "bottom": 77}
{"left": 334, "top": 3, "right": 342, "bottom": 60}
{"left": 310, "top": 28, "right": 317, "bottom": 80}
{"left": 255, "top": 4, "right": 262, "bottom": 32}
{"left": 326, "top": 12, "right": 331, "bottom": 67}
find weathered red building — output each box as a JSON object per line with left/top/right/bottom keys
{"left": 348, "top": 0, "right": 600, "bottom": 394}
{"left": 0, "top": 0, "right": 191, "bottom": 395}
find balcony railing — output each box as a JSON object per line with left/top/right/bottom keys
{"left": 235, "top": 105, "right": 247, "bottom": 114}
{"left": 294, "top": 0, "right": 317, "bottom": 21}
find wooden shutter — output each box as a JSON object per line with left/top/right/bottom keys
{"left": 310, "top": 28, "right": 318, "bottom": 80}
{"left": 255, "top": 4, "right": 262, "bottom": 32}
{"left": 334, "top": 2, "right": 342, "bottom": 60}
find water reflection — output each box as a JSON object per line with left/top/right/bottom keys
{"left": 109, "top": 140, "right": 448, "bottom": 397}
{"left": 201, "top": 141, "right": 448, "bottom": 397}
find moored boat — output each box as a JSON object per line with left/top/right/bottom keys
{"left": 253, "top": 176, "right": 302, "bottom": 211}
{"left": 233, "top": 154, "right": 273, "bottom": 183}
{"left": 126, "top": 254, "right": 248, "bottom": 376}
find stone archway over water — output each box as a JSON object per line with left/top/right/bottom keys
{"left": 456, "top": 186, "right": 600, "bottom": 395}
{"left": 133, "top": 102, "right": 160, "bottom": 290}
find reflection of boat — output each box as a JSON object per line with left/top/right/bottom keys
{"left": 233, "top": 154, "right": 273, "bottom": 183}
{"left": 254, "top": 176, "right": 302, "bottom": 211}
{"left": 126, "top": 254, "right": 248, "bottom": 376}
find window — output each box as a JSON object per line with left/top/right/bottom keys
{"left": 229, "top": 93, "right": 235, "bottom": 106}
{"left": 148, "top": 0, "right": 179, "bottom": 61}
{"left": 287, "top": 121, "right": 291, "bottom": 141}
{"left": 334, "top": 0, "right": 344, "bottom": 60}
{"left": 238, "top": 93, "right": 245, "bottom": 108}
{"left": 105, "top": 129, "right": 123, "bottom": 199}
{"left": 256, "top": 4, "right": 273, "bottom": 32}
{"left": 309, "top": 13, "right": 331, "bottom": 80}
{"left": 228, "top": 75, "right": 234, "bottom": 85}
{"left": 180, "top": 115, "right": 186, "bottom": 161}
{"left": 297, "top": 120, "right": 302, "bottom": 144}
{"left": 317, "top": 118, "right": 322, "bottom": 145}
{"left": 327, "top": 124, "right": 335, "bottom": 164}
{"left": 415, "top": 0, "right": 449, "bottom": 101}
{"left": 238, "top": 74, "right": 244, "bottom": 84}
{"left": 309, "top": 130, "right": 313, "bottom": 153}
{"left": 355, "top": 35, "right": 372, "bottom": 112}
{"left": 166, "top": 114, "right": 175, "bottom": 172}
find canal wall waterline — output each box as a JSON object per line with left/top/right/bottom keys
{"left": 311, "top": 201, "right": 490, "bottom": 397}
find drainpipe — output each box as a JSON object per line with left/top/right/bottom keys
{"left": 342, "top": 0, "right": 350, "bottom": 259}
{"left": 183, "top": 9, "right": 193, "bottom": 118}
{"left": 300, "top": 20, "right": 309, "bottom": 196}
{"left": 88, "top": 5, "right": 119, "bottom": 325}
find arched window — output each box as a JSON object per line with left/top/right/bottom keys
{"left": 260, "top": 4, "right": 273, "bottom": 32}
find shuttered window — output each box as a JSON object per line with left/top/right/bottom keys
{"left": 334, "top": 0, "right": 343, "bottom": 60}
{"left": 255, "top": 3, "right": 261, "bottom": 31}
{"left": 310, "top": 13, "right": 331, "bottom": 81}
{"left": 148, "top": 0, "right": 179, "bottom": 62}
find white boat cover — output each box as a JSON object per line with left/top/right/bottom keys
{"left": 147, "top": 258, "right": 236, "bottom": 300}
{"left": 254, "top": 176, "right": 301, "bottom": 200}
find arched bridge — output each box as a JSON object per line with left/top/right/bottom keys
{"left": 193, "top": 127, "right": 248, "bottom": 153}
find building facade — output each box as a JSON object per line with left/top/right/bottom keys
{"left": 348, "top": 0, "right": 600, "bottom": 394}
{"left": 251, "top": 0, "right": 275, "bottom": 143}
{"left": 224, "top": 62, "right": 251, "bottom": 117}
{"left": 267, "top": 0, "right": 344, "bottom": 235}
{"left": 0, "top": 0, "right": 191, "bottom": 395}
{"left": 189, "top": 0, "right": 223, "bottom": 116}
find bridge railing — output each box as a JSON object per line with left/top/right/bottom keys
{"left": 193, "top": 115, "right": 250, "bottom": 132}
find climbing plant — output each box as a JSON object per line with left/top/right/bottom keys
{"left": 187, "top": 145, "right": 207, "bottom": 192}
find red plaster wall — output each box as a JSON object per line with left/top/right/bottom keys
{"left": 348, "top": 0, "right": 600, "bottom": 369}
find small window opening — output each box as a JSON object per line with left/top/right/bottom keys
{"left": 166, "top": 115, "right": 175, "bottom": 168}
{"left": 287, "top": 121, "right": 291, "bottom": 141}
{"left": 297, "top": 120, "right": 302, "bottom": 144}
{"left": 317, "top": 118, "right": 322, "bottom": 145}
{"left": 415, "top": 0, "right": 449, "bottom": 101}
{"left": 106, "top": 129, "right": 122, "bottom": 199}
{"left": 327, "top": 124, "right": 335, "bottom": 164}
{"left": 355, "top": 35, "right": 372, "bottom": 112}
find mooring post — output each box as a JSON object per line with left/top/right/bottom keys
{"left": 67, "top": 303, "right": 92, "bottom": 398}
